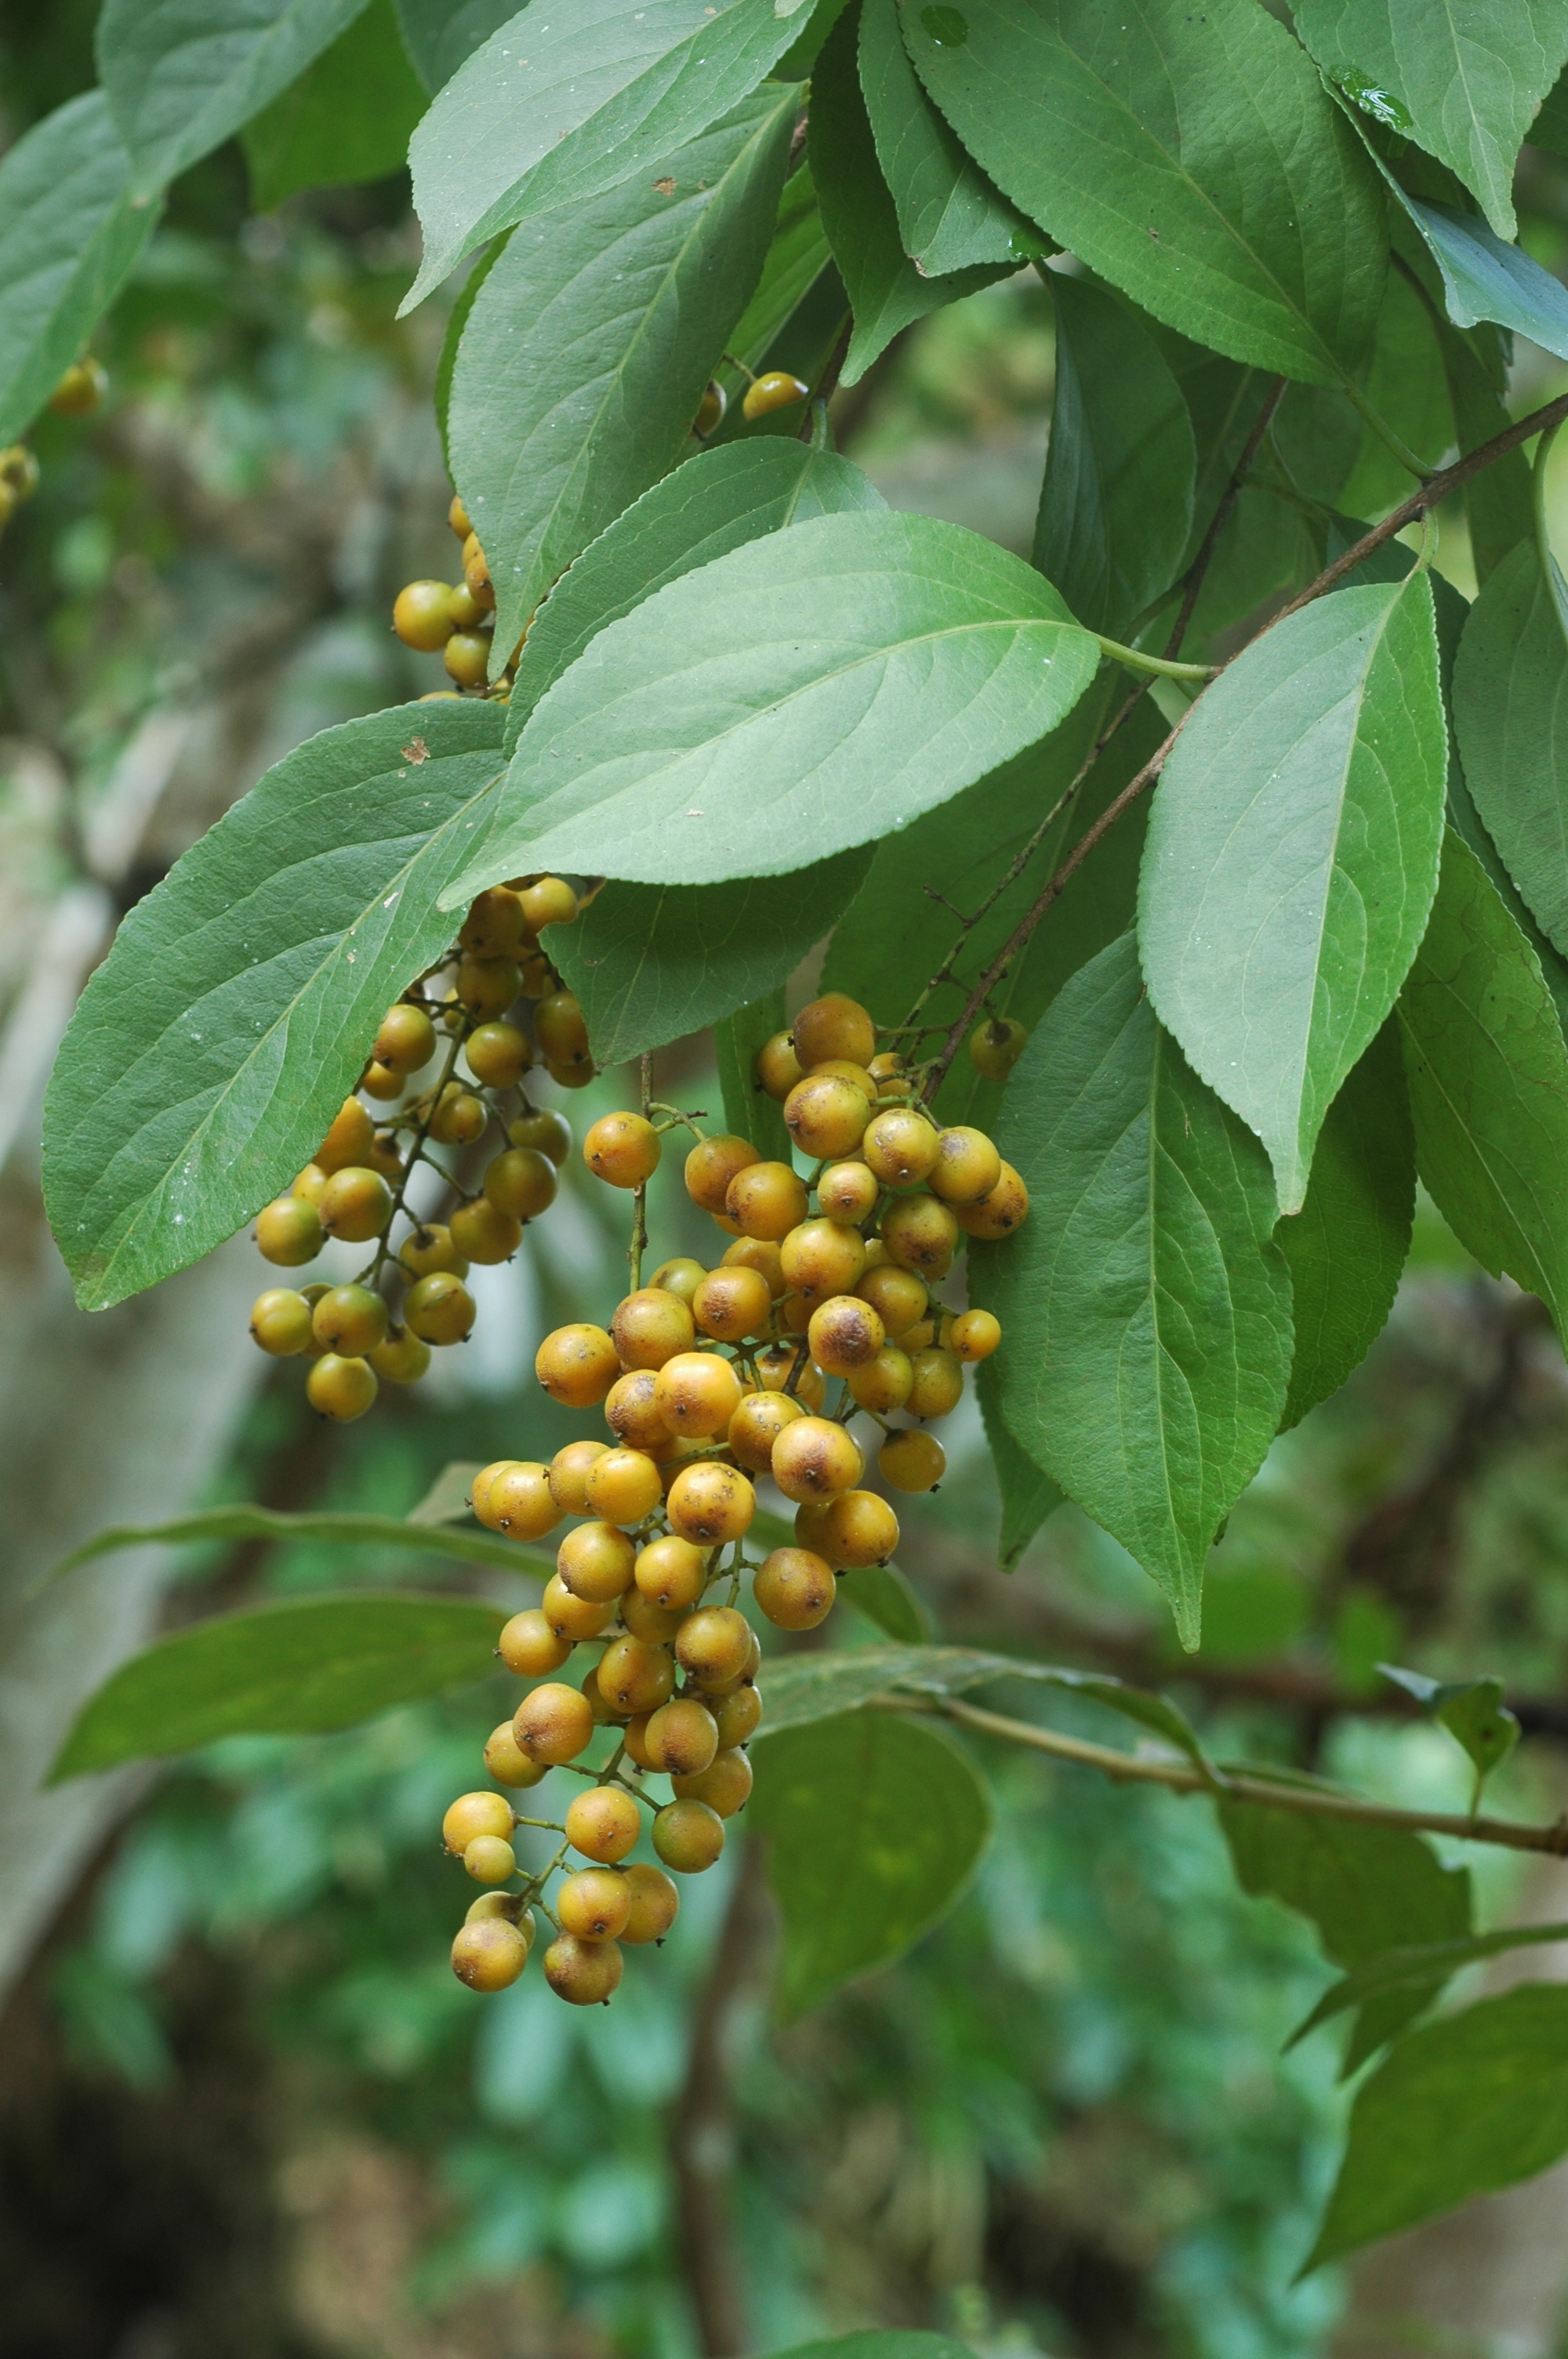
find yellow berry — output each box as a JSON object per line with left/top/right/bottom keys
{"left": 742, "top": 369, "right": 808, "bottom": 420}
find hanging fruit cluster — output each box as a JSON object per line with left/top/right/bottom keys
{"left": 391, "top": 493, "right": 503, "bottom": 691}
{"left": 246, "top": 874, "right": 596, "bottom": 1419}
{"left": 442, "top": 990, "right": 1028, "bottom": 2003}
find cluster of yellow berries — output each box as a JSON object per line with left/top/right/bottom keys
{"left": 0, "top": 360, "right": 108, "bottom": 538}
{"left": 441, "top": 990, "right": 1027, "bottom": 2003}
{"left": 245, "top": 874, "right": 596, "bottom": 1419}
{"left": 391, "top": 494, "right": 500, "bottom": 691}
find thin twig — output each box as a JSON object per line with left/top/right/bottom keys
{"left": 888, "top": 1695, "right": 1568, "bottom": 1858}
{"left": 921, "top": 378, "right": 1568, "bottom": 1097}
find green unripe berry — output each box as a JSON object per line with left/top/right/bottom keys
{"left": 967, "top": 1016, "right": 1028, "bottom": 1081}
{"left": 403, "top": 1272, "right": 476, "bottom": 1344}
{"left": 653, "top": 1797, "right": 725, "bottom": 1873}
{"left": 742, "top": 369, "right": 808, "bottom": 420}
{"left": 310, "top": 1282, "right": 389, "bottom": 1356}
{"left": 368, "top": 1324, "right": 430, "bottom": 1383}
{"left": 466, "top": 1020, "right": 532, "bottom": 1089}
{"left": 318, "top": 1165, "right": 394, "bottom": 1243}
{"left": 484, "top": 1147, "right": 557, "bottom": 1219}
{"left": 510, "top": 1107, "right": 572, "bottom": 1164}
{"left": 249, "top": 1288, "right": 314, "bottom": 1355}
{"left": 449, "top": 1198, "right": 522, "bottom": 1264}
{"left": 256, "top": 1194, "right": 322, "bottom": 1267}
{"left": 306, "top": 1353, "right": 377, "bottom": 1420}
{"left": 393, "top": 580, "right": 456, "bottom": 652}
{"left": 463, "top": 1833, "right": 517, "bottom": 1884}
{"left": 398, "top": 1223, "right": 467, "bottom": 1279}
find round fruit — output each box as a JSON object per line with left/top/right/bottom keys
{"left": 405, "top": 1272, "right": 477, "bottom": 1344}
{"left": 318, "top": 1165, "right": 394, "bottom": 1243}
{"left": 256, "top": 1195, "right": 322, "bottom": 1267}
{"left": 307, "top": 1354, "right": 377, "bottom": 1420}
{"left": 653, "top": 1797, "right": 725, "bottom": 1872}
{"left": 49, "top": 357, "right": 108, "bottom": 416}
{"left": 654, "top": 1351, "right": 743, "bottom": 1438}
{"left": 621, "top": 1587, "right": 686, "bottom": 1642}
{"left": 612, "top": 1288, "right": 695, "bottom": 1371}
{"left": 557, "top": 1867, "right": 631, "bottom": 1942}
{"left": 694, "top": 380, "right": 726, "bottom": 436}
{"left": 518, "top": 876, "right": 578, "bottom": 932}
{"left": 808, "top": 1295, "right": 885, "bottom": 1376}
{"left": 452, "top": 1918, "right": 528, "bottom": 1991}
{"left": 445, "top": 629, "right": 490, "bottom": 689}
{"left": 817, "top": 1160, "right": 880, "bottom": 1223}
{"left": 672, "top": 1748, "right": 753, "bottom": 1817}
{"left": 847, "top": 1346, "right": 914, "bottom": 1416}
{"left": 544, "top": 1932, "right": 623, "bottom": 2004}
{"left": 398, "top": 1224, "right": 465, "bottom": 1280}
{"left": 741, "top": 369, "right": 808, "bottom": 420}
{"left": 753, "top": 1547, "right": 836, "bottom": 1630}
{"left": 753, "top": 1341, "right": 826, "bottom": 1409}
{"left": 675, "top": 1606, "right": 753, "bottom": 1688}
{"left": 429, "top": 1085, "right": 487, "bottom": 1145}
{"left": 499, "top": 1608, "right": 573, "bottom": 1677}
{"left": 949, "top": 1307, "right": 1002, "bottom": 1362}
{"left": 513, "top": 1681, "right": 595, "bottom": 1764}
{"left": 771, "top": 1416, "right": 864, "bottom": 1503}
{"left": 565, "top": 1787, "right": 641, "bottom": 1864}
{"left": 880, "top": 1192, "right": 961, "bottom": 1275}
{"left": 856, "top": 1263, "right": 928, "bottom": 1334}
{"left": 793, "top": 992, "right": 877, "bottom": 1072}
{"left": 685, "top": 1135, "right": 760, "bottom": 1213}
{"left": 967, "top": 1016, "right": 1028, "bottom": 1081}
{"left": 818, "top": 1488, "right": 902, "bottom": 1568}
{"left": 477, "top": 1460, "right": 559, "bottom": 1539}
{"left": 584, "top": 1110, "right": 662, "bottom": 1189}
{"left": 461, "top": 532, "right": 493, "bottom": 603}
{"left": 604, "top": 1369, "right": 671, "bottom": 1451}
{"left": 666, "top": 1461, "right": 755, "bottom": 1546}
{"left": 534, "top": 990, "right": 590, "bottom": 1066}
{"left": 557, "top": 1519, "right": 637, "bottom": 1601}
{"left": 375, "top": 1002, "right": 437, "bottom": 1074}
{"left": 536, "top": 1323, "right": 620, "bottom": 1405}
{"left": 879, "top": 1428, "right": 947, "bottom": 1492}
{"left": 369, "top": 1325, "right": 430, "bottom": 1383}
{"left": 725, "top": 1161, "right": 809, "bottom": 1241}
{"left": 461, "top": 887, "right": 529, "bottom": 957}
{"left": 755, "top": 1030, "right": 804, "bottom": 1100}
{"left": 648, "top": 1256, "right": 708, "bottom": 1307}
{"left": 929, "top": 1125, "right": 1003, "bottom": 1205}
{"left": 862, "top": 1107, "right": 940, "bottom": 1188}
{"left": 727, "top": 1387, "right": 804, "bottom": 1474}
{"left": 597, "top": 1634, "right": 676, "bottom": 1716}
{"left": 634, "top": 1533, "right": 708, "bottom": 1610}
{"left": 693, "top": 1265, "right": 771, "bottom": 1343}
{"left": 249, "top": 1289, "right": 313, "bottom": 1355}
{"left": 621, "top": 1863, "right": 680, "bottom": 1944}
{"left": 484, "top": 1721, "right": 550, "bottom": 1787}
{"left": 442, "top": 1790, "right": 514, "bottom": 1852}
{"left": 584, "top": 1447, "right": 664, "bottom": 1528}
{"left": 954, "top": 1162, "right": 1030, "bottom": 1239}
{"left": 548, "top": 1438, "right": 610, "bottom": 1514}
{"left": 907, "top": 1345, "right": 964, "bottom": 1419}
{"left": 780, "top": 1217, "right": 866, "bottom": 1304}
{"left": 542, "top": 1576, "right": 615, "bottom": 1641}
{"left": 393, "top": 580, "right": 455, "bottom": 652}
{"left": 510, "top": 1107, "right": 573, "bottom": 1165}
{"left": 644, "top": 1696, "right": 719, "bottom": 1777}
{"left": 466, "top": 1021, "right": 532, "bottom": 1089}
{"left": 484, "top": 1146, "right": 557, "bottom": 1222}
{"left": 310, "top": 1283, "right": 389, "bottom": 1357}
{"left": 713, "top": 1684, "right": 763, "bottom": 1748}
{"left": 456, "top": 952, "right": 520, "bottom": 1020}
{"left": 451, "top": 1198, "right": 523, "bottom": 1264}
{"left": 783, "top": 1074, "right": 871, "bottom": 1161}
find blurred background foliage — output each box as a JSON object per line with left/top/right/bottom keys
{"left": 8, "top": 2, "right": 1568, "bottom": 2355}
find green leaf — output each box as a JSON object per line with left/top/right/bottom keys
{"left": 50, "top": 1594, "right": 506, "bottom": 1779}
{"left": 554, "top": 853, "right": 872, "bottom": 1069}
{"left": 899, "top": 0, "right": 1386, "bottom": 385}
{"left": 1393, "top": 186, "right": 1568, "bottom": 363}
{"left": 820, "top": 685, "right": 1165, "bottom": 1134}
{"left": 97, "top": 0, "right": 372, "bottom": 198}
{"left": 505, "top": 438, "right": 885, "bottom": 751}
{"left": 975, "top": 933, "right": 1294, "bottom": 1650}
{"left": 811, "top": 5, "right": 1010, "bottom": 383}
{"left": 0, "top": 93, "right": 161, "bottom": 450}
{"left": 42, "top": 700, "right": 505, "bottom": 1311}
{"left": 757, "top": 1641, "right": 1217, "bottom": 1775}
{"left": 750, "top": 1710, "right": 991, "bottom": 2016}
{"left": 1378, "top": 1665, "right": 1523, "bottom": 1790}
{"left": 857, "top": 0, "right": 1041, "bottom": 274}
{"left": 1454, "top": 538, "right": 1568, "bottom": 955}
{"left": 715, "top": 989, "right": 793, "bottom": 1161}
{"left": 408, "top": 1461, "right": 485, "bottom": 1525}
{"left": 1033, "top": 274, "right": 1196, "bottom": 642}
{"left": 837, "top": 1563, "right": 933, "bottom": 1645}
{"left": 1294, "top": 0, "right": 1568, "bottom": 240}
{"left": 1305, "top": 1986, "right": 1568, "bottom": 2272}
{"left": 402, "top": 0, "right": 800, "bottom": 309}
{"left": 449, "top": 88, "right": 798, "bottom": 666}
{"left": 1435, "top": 309, "right": 1533, "bottom": 584}
{"left": 41, "top": 1503, "right": 550, "bottom": 1590}
{"left": 241, "top": 0, "right": 426, "bottom": 207}
{"left": 1277, "top": 1024, "right": 1414, "bottom": 1430}
{"left": 718, "top": 162, "right": 832, "bottom": 387}
{"left": 394, "top": 0, "right": 521, "bottom": 93}
{"left": 1532, "top": 61, "right": 1568, "bottom": 152}
{"left": 452, "top": 511, "right": 1101, "bottom": 896}
{"left": 979, "top": 1362, "right": 1063, "bottom": 1571}
{"left": 1221, "top": 1800, "right": 1471, "bottom": 2074}
{"left": 1447, "top": 765, "right": 1568, "bottom": 1037}
{"left": 1292, "top": 1924, "right": 1568, "bottom": 2049}
{"left": 1140, "top": 572, "right": 1448, "bottom": 1214}
{"left": 1395, "top": 826, "right": 1568, "bottom": 1339}
{"left": 1337, "top": 267, "right": 1456, "bottom": 523}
